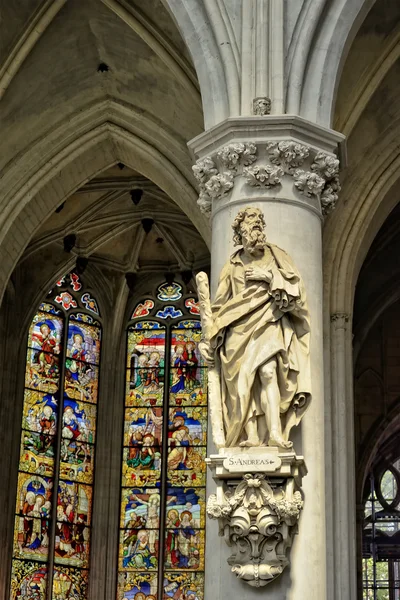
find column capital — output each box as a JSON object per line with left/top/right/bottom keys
{"left": 189, "top": 116, "right": 346, "bottom": 220}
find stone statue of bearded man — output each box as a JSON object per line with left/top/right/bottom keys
{"left": 197, "top": 207, "right": 311, "bottom": 449}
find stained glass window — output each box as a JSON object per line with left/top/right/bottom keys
{"left": 10, "top": 273, "right": 101, "bottom": 600}
{"left": 118, "top": 284, "right": 207, "bottom": 600}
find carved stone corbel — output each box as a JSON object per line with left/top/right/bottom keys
{"left": 206, "top": 449, "right": 306, "bottom": 588}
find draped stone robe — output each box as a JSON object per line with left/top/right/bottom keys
{"left": 209, "top": 244, "right": 311, "bottom": 447}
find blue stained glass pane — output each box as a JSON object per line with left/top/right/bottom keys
{"left": 156, "top": 306, "right": 183, "bottom": 320}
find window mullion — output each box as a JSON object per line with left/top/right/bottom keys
{"left": 156, "top": 323, "right": 173, "bottom": 600}
{"left": 46, "top": 317, "right": 68, "bottom": 600}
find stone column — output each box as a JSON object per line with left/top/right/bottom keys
{"left": 189, "top": 116, "right": 344, "bottom": 600}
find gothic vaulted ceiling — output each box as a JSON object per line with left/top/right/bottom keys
{"left": 0, "top": 0, "right": 209, "bottom": 305}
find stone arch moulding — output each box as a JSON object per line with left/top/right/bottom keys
{"left": 161, "top": 0, "right": 232, "bottom": 128}
{"left": 324, "top": 126, "right": 400, "bottom": 317}
{"left": 0, "top": 101, "right": 210, "bottom": 305}
{"left": 287, "top": 0, "right": 378, "bottom": 126}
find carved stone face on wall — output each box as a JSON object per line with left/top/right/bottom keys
{"left": 253, "top": 97, "right": 271, "bottom": 115}
{"left": 232, "top": 207, "right": 267, "bottom": 253}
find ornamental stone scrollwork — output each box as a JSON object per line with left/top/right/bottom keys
{"left": 310, "top": 152, "right": 341, "bottom": 215}
{"left": 243, "top": 165, "right": 284, "bottom": 187}
{"left": 266, "top": 141, "right": 309, "bottom": 174}
{"left": 206, "top": 473, "right": 303, "bottom": 587}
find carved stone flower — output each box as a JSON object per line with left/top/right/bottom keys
{"left": 204, "top": 171, "right": 234, "bottom": 198}
{"left": 197, "top": 190, "right": 212, "bottom": 215}
{"left": 217, "top": 143, "right": 245, "bottom": 171}
{"left": 266, "top": 141, "right": 309, "bottom": 174}
{"left": 311, "top": 152, "right": 339, "bottom": 179}
{"left": 321, "top": 175, "right": 341, "bottom": 216}
{"left": 192, "top": 156, "right": 218, "bottom": 184}
{"left": 244, "top": 165, "right": 284, "bottom": 187}
{"left": 217, "top": 142, "right": 257, "bottom": 171}
{"left": 293, "top": 169, "right": 325, "bottom": 197}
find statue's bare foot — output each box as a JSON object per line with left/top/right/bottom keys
{"left": 239, "top": 439, "right": 260, "bottom": 447}
{"left": 268, "top": 432, "right": 293, "bottom": 450}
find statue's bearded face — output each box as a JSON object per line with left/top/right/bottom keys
{"left": 240, "top": 209, "right": 267, "bottom": 253}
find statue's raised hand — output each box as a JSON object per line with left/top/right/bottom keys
{"left": 245, "top": 265, "right": 270, "bottom": 282}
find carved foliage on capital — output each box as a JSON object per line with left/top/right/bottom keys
{"left": 192, "top": 141, "right": 341, "bottom": 216}
{"left": 244, "top": 164, "right": 284, "bottom": 187}
{"left": 207, "top": 474, "right": 303, "bottom": 587}
{"left": 266, "top": 141, "right": 309, "bottom": 174}
{"left": 311, "top": 152, "right": 341, "bottom": 215}
{"left": 193, "top": 143, "right": 257, "bottom": 214}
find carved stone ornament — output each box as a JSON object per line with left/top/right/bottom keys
{"left": 192, "top": 140, "right": 340, "bottom": 216}
{"left": 253, "top": 97, "right": 271, "bottom": 116}
{"left": 207, "top": 474, "right": 303, "bottom": 587}
{"left": 266, "top": 141, "right": 309, "bottom": 174}
{"left": 243, "top": 164, "right": 284, "bottom": 187}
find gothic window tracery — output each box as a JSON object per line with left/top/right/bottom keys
{"left": 10, "top": 273, "right": 102, "bottom": 600}
{"left": 363, "top": 460, "right": 400, "bottom": 599}
{"left": 117, "top": 284, "right": 207, "bottom": 600}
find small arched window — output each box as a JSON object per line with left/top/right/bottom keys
{"left": 117, "top": 281, "right": 207, "bottom": 600}
{"left": 10, "top": 272, "right": 101, "bottom": 600}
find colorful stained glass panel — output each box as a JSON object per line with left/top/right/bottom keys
{"left": 15, "top": 472, "right": 53, "bottom": 516}
{"left": 170, "top": 327, "right": 204, "bottom": 367}
{"left": 62, "top": 398, "right": 97, "bottom": 444}
{"left": 25, "top": 348, "right": 61, "bottom": 393}
{"left": 52, "top": 566, "right": 89, "bottom": 600}
{"left": 167, "top": 446, "right": 207, "bottom": 488}
{"left": 28, "top": 313, "right": 63, "bottom": 353}
{"left": 126, "top": 374, "right": 164, "bottom": 408}
{"left": 10, "top": 560, "right": 48, "bottom": 600}
{"left": 122, "top": 448, "right": 161, "bottom": 488}
{"left": 13, "top": 514, "right": 51, "bottom": 561}
{"left": 117, "top": 571, "right": 158, "bottom": 600}
{"left": 119, "top": 529, "right": 159, "bottom": 570}
{"left": 60, "top": 440, "right": 94, "bottom": 483}
{"left": 127, "top": 326, "right": 166, "bottom": 369}
{"left": 124, "top": 407, "right": 163, "bottom": 447}
{"left": 64, "top": 361, "right": 99, "bottom": 404}
{"left": 157, "top": 282, "right": 182, "bottom": 302}
{"left": 54, "top": 521, "right": 90, "bottom": 567}
{"left": 168, "top": 407, "right": 207, "bottom": 446}
{"left": 120, "top": 488, "right": 161, "bottom": 529}
{"left": 164, "top": 530, "right": 205, "bottom": 570}
{"left": 21, "top": 389, "right": 59, "bottom": 433}
{"left": 20, "top": 430, "right": 55, "bottom": 477}
{"left": 169, "top": 369, "right": 207, "bottom": 407}
{"left": 165, "top": 488, "right": 206, "bottom": 529}
{"left": 163, "top": 572, "right": 204, "bottom": 600}
{"left": 66, "top": 321, "right": 101, "bottom": 365}
{"left": 57, "top": 481, "right": 93, "bottom": 526}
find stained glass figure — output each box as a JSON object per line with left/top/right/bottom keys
{"left": 118, "top": 287, "right": 207, "bottom": 600}
{"left": 10, "top": 274, "right": 101, "bottom": 600}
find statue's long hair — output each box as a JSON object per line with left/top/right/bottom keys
{"left": 232, "top": 207, "right": 266, "bottom": 246}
